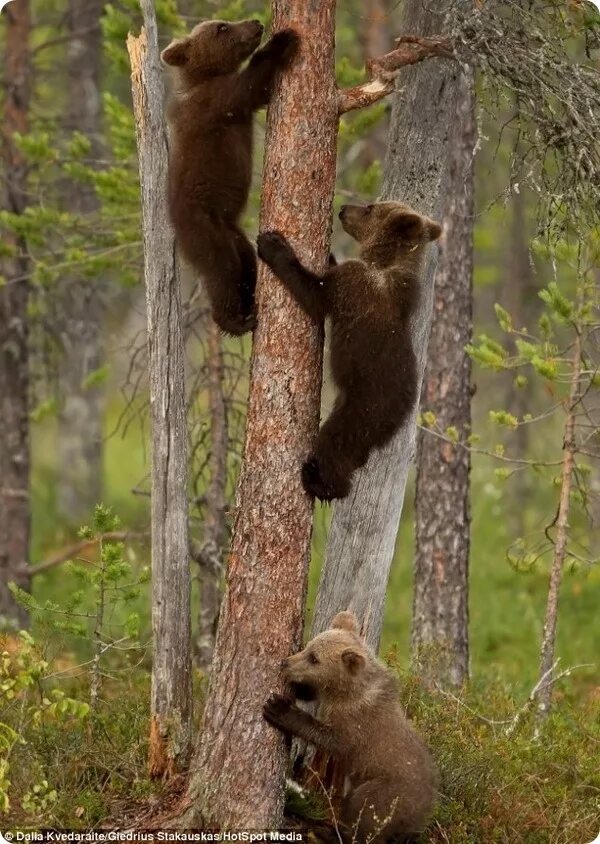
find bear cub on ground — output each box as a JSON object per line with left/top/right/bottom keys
{"left": 162, "top": 20, "right": 299, "bottom": 335}
{"left": 264, "top": 611, "right": 437, "bottom": 844}
{"left": 257, "top": 201, "right": 441, "bottom": 499}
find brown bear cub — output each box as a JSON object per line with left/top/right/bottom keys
{"left": 257, "top": 202, "right": 441, "bottom": 499}
{"left": 263, "top": 611, "right": 437, "bottom": 843}
{"left": 162, "top": 20, "right": 299, "bottom": 335}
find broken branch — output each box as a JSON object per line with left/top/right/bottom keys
{"left": 338, "top": 35, "right": 454, "bottom": 114}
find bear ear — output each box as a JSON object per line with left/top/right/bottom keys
{"left": 427, "top": 219, "right": 443, "bottom": 241}
{"left": 388, "top": 210, "right": 425, "bottom": 241}
{"left": 331, "top": 611, "right": 359, "bottom": 633}
{"left": 161, "top": 38, "right": 190, "bottom": 67}
{"left": 341, "top": 648, "right": 365, "bottom": 674}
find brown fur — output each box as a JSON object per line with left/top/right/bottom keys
{"left": 162, "top": 20, "right": 299, "bottom": 335}
{"left": 257, "top": 202, "right": 442, "bottom": 499}
{"left": 264, "top": 612, "right": 437, "bottom": 843}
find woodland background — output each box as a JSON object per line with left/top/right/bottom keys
{"left": 1, "top": 0, "right": 599, "bottom": 841}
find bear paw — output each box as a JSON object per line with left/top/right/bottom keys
{"left": 217, "top": 310, "right": 256, "bottom": 337}
{"left": 269, "top": 29, "right": 301, "bottom": 64}
{"left": 263, "top": 693, "right": 296, "bottom": 729}
{"left": 257, "top": 230, "right": 294, "bottom": 267}
{"left": 302, "top": 457, "right": 351, "bottom": 502}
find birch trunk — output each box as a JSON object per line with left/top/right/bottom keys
{"left": 180, "top": 0, "right": 338, "bottom": 827}
{"left": 312, "top": 0, "right": 466, "bottom": 650}
{"left": 127, "top": 5, "right": 192, "bottom": 778}
{"left": 0, "top": 0, "right": 31, "bottom": 630}
{"left": 412, "top": 67, "right": 475, "bottom": 688}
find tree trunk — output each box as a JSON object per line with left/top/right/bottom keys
{"left": 504, "top": 189, "right": 535, "bottom": 537}
{"left": 56, "top": 0, "right": 105, "bottom": 526}
{"left": 411, "top": 67, "right": 475, "bottom": 689}
{"left": 0, "top": 0, "right": 32, "bottom": 630}
{"left": 536, "top": 332, "right": 581, "bottom": 724}
{"left": 312, "top": 0, "right": 466, "bottom": 651}
{"left": 194, "top": 313, "right": 228, "bottom": 672}
{"left": 127, "top": 6, "right": 192, "bottom": 779}
{"left": 180, "top": 0, "right": 338, "bottom": 827}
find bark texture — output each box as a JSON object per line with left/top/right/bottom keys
{"left": 194, "top": 313, "right": 228, "bottom": 671}
{"left": 411, "top": 67, "right": 475, "bottom": 688}
{"left": 0, "top": 0, "right": 31, "bottom": 630}
{"left": 181, "top": 0, "right": 338, "bottom": 827}
{"left": 127, "top": 9, "right": 192, "bottom": 779}
{"left": 57, "top": 0, "right": 105, "bottom": 525}
{"left": 312, "top": 0, "right": 465, "bottom": 651}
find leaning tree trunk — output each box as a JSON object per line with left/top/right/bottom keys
{"left": 180, "top": 0, "right": 337, "bottom": 828}
{"left": 311, "top": 0, "right": 466, "bottom": 650}
{"left": 411, "top": 66, "right": 475, "bottom": 689}
{"left": 57, "top": 0, "right": 106, "bottom": 526}
{"left": 0, "top": 0, "right": 32, "bottom": 630}
{"left": 127, "top": 5, "right": 192, "bottom": 779}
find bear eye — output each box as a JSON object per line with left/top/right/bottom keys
{"left": 308, "top": 652, "right": 319, "bottom": 665}
{"left": 216, "top": 23, "right": 229, "bottom": 34}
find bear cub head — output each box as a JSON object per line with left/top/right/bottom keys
{"left": 281, "top": 611, "right": 373, "bottom": 703}
{"left": 161, "top": 18, "right": 264, "bottom": 87}
{"left": 339, "top": 200, "right": 442, "bottom": 266}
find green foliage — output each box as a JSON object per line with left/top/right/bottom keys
{"left": 0, "top": 630, "right": 89, "bottom": 816}
{"left": 11, "top": 506, "right": 147, "bottom": 699}
{"left": 394, "top": 671, "right": 600, "bottom": 844}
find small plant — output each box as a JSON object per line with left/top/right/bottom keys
{"left": 10, "top": 504, "right": 149, "bottom": 710}
{"left": 0, "top": 630, "right": 89, "bottom": 815}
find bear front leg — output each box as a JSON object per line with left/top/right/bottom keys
{"left": 257, "top": 231, "right": 326, "bottom": 322}
{"left": 263, "top": 694, "right": 341, "bottom": 756}
{"left": 239, "top": 29, "right": 300, "bottom": 110}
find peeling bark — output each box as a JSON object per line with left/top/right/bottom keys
{"left": 312, "top": 0, "right": 467, "bottom": 652}
{"left": 0, "top": 0, "right": 32, "bottom": 630}
{"left": 127, "top": 7, "right": 192, "bottom": 779}
{"left": 412, "top": 67, "right": 475, "bottom": 689}
{"left": 180, "top": 0, "right": 338, "bottom": 828}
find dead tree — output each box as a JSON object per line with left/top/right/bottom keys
{"left": 0, "top": 0, "right": 32, "bottom": 630}
{"left": 412, "top": 65, "right": 475, "bottom": 689}
{"left": 57, "top": 0, "right": 106, "bottom": 525}
{"left": 312, "top": 0, "right": 468, "bottom": 651}
{"left": 127, "top": 2, "right": 192, "bottom": 779}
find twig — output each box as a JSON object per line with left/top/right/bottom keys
{"left": 26, "top": 531, "right": 148, "bottom": 576}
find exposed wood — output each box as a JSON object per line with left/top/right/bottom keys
{"left": 127, "top": 6, "right": 192, "bottom": 779}
{"left": 180, "top": 0, "right": 338, "bottom": 827}
{"left": 412, "top": 66, "right": 475, "bottom": 688}
{"left": 338, "top": 35, "right": 453, "bottom": 114}
{"left": 0, "top": 0, "right": 32, "bottom": 630}
{"left": 313, "top": 0, "right": 466, "bottom": 652}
